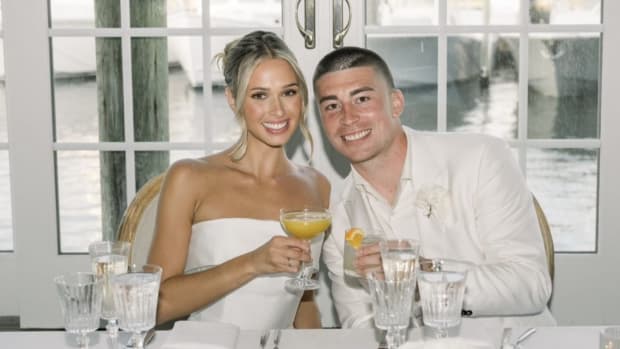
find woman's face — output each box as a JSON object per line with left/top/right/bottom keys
{"left": 238, "top": 58, "right": 303, "bottom": 151}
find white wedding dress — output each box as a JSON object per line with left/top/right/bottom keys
{"left": 184, "top": 218, "right": 323, "bottom": 330}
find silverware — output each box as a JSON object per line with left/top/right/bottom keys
{"left": 513, "top": 327, "right": 537, "bottom": 347}
{"left": 259, "top": 330, "right": 270, "bottom": 349}
{"left": 272, "top": 329, "right": 282, "bottom": 349}
{"left": 144, "top": 328, "right": 157, "bottom": 346}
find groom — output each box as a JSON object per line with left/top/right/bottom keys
{"left": 313, "top": 46, "right": 555, "bottom": 328}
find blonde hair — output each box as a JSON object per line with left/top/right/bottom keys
{"left": 214, "top": 31, "right": 313, "bottom": 161}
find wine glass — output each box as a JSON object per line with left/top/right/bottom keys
{"left": 88, "top": 240, "right": 131, "bottom": 338}
{"left": 111, "top": 263, "right": 162, "bottom": 349}
{"left": 418, "top": 258, "right": 471, "bottom": 339}
{"left": 280, "top": 208, "right": 331, "bottom": 291}
{"left": 54, "top": 272, "right": 103, "bottom": 348}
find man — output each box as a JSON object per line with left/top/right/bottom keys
{"left": 314, "top": 47, "right": 555, "bottom": 328}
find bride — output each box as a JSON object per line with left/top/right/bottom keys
{"left": 148, "top": 30, "right": 330, "bottom": 329}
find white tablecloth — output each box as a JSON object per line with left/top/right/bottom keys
{"left": 0, "top": 326, "right": 608, "bottom": 349}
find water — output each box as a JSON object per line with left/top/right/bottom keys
{"left": 418, "top": 271, "right": 467, "bottom": 330}
{"left": 112, "top": 272, "right": 159, "bottom": 333}
{"left": 91, "top": 254, "right": 128, "bottom": 319}
{"left": 381, "top": 251, "right": 417, "bottom": 282}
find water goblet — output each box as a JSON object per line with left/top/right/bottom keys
{"left": 280, "top": 208, "right": 331, "bottom": 291}
{"left": 367, "top": 271, "right": 417, "bottom": 349}
{"left": 54, "top": 272, "right": 103, "bottom": 348}
{"left": 379, "top": 239, "right": 420, "bottom": 282}
{"left": 112, "top": 263, "right": 162, "bottom": 349}
{"left": 418, "top": 258, "right": 472, "bottom": 339}
{"left": 88, "top": 240, "right": 131, "bottom": 338}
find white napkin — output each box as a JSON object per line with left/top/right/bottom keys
{"left": 398, "top": 337, "right": 495, "bottom": 349}
{"left": 161, "top": 320, "right": 240, "bottom": 349}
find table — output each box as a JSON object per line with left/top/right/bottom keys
{"left": 0, "top": 326, "right": 608, "bottom": 348}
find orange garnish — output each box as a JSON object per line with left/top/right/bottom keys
{"left": 345, "top": 228, "right": 365, "bottom": 249}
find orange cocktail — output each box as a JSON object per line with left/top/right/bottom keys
{"left": 280, "top": 208, "right": 331, "bottom": 291}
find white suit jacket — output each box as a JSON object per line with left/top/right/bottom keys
{"left": 322, "top": 127, "right": 556, "bottom": 328}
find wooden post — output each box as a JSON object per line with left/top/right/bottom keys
{"left": 95, "top": 0, "right": 169, "bottom": 240}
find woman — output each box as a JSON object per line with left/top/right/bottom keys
{"left": 148, "top": 31, "right": 330, "bottom": 329}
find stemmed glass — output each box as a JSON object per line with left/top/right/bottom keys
{"left": 418, "top": 258, "right": 471, "bottom": 339}
{"left": 111, "top": 263, "right": 162, "bottom": 349}
{"left": 88, "top": 240, "right": 131, "bottom": 338}
{"left": 54, "top": 272, "right": 103, "bottom": 348}
{"left": 279, "top": 208, "right": 331, "bottom": 291}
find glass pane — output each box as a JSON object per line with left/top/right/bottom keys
{"left": 448, "top": 0, "right": 519, "bottom": 25}
{"left": 528, "top": 34, "right": 600, "bottom": 139}
{"left": 57, "top": 151, "right": 103, "bottom": 253}
{"left": 527, "top": 148, "right": 598, "bottom": 252}
{"left": 366, "top": 0, "right": 438, "bottom": 26}
{"left": 168, "top": 0, "right": 202, "bottom": 28}
{"left": 168, "top": 36, "right": 205, "bottom": 142}
{"left": 135, "top": 151, "right": 169, "bottom": 190}
{"left": 448, "top": 34, "right": 518, "bottom": 139}
{"left": 367, "top": 35, "right": 438, "bottom": 131}
{"left": 50, "top": 0, "right": 122, "bottom": 28}
{"left": 0, "top": 151, "right": 12, "bottom": 251}
{"left": 211, "top": 36, "right": 243, "bottom": 143}
{"left": 210, "top": 0, "right": 282, "bottom": 27}
{"left": 529, "top": 0, "right": 601, "bottom": 24}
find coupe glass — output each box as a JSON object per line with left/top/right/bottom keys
{"left": 112, "top": 263, "right": 162, "bottom": 349}
{"left": 280, "top": 208, "right": 331, "bottom": 291}
{"left": 418, "top": 258, "right": 471, "bottom": 338}
{"left": 88, "top": 240, "right": 131, "bottom": 338}
{"left": 54, "top": 272, "right": 103, "bottom": 348}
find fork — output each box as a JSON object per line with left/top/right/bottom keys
{"left": 259, "top": 330, "right": 270, "bottom": 349}
{"left": 272, "top": 329, "right": 282, "bottom": 349}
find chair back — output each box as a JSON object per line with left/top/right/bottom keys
{"left": 532, "top": 194, "right": 555, "bottom": 282}
{"left": 117, "top": 173, "right": 166, "bottom": 265}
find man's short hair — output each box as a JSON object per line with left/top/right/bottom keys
{"left": 312, "top": 47, "right": 395, "bottom": 91}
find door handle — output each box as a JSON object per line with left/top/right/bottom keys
{"left": 332, "top": 0, "right": 351, "bottom": 48}
{"left": 295, "top": 0, "right": 315, "bottom": 49}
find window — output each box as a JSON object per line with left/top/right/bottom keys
{"left": 365, "top": 0, "right": 601, "bottom": 252}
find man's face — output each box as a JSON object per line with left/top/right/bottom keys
{"left": 315, "top": 66, "right": 404, "bottom": 165}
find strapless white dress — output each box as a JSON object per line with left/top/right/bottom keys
{"left": 184, "top": 218, "right": 323, "bottom": 330}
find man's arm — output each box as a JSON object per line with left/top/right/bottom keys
{"left": 464, "top": 137, "right": 552, "bottom": 316}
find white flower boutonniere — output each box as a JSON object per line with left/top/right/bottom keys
{"left": 415, "top": 184, "right": 450, "bottom": 220}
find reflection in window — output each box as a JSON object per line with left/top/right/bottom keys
{"left": 530, "top": 0, "right": 601, "bottom": 25}
{"left": 447, "top": 0, "right": 519, "bottom": 25}
{"left": 528, "top": 34, "right": 600, "bottom": 139}
{"left": 367, "top": 35, "right": 438, "bottom": 131}
{"left": 447, "top": 34, "right": 519, "bottom": 139}
{"left": 527, "top": 148, "right": 598, "bottom": 252}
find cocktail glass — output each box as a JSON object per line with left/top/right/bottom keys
{"left": 54, "top": 272, "right": 103, "bottom": 348}
{"left": 280, "top": 208, "right": 331, "bottom": 291}
{"left": 88, "top": 240, "right": 131, "bottom": 338}
{"left": 418, "top": 258, "right": 471, "bottom": 339}
{"left": 111, "top": 263, "right": 162, "bottom": 349}
{"left": 343, "top": 228, "right": 383, "bottom": 278}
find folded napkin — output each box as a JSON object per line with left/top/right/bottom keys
{"left": 398, "top": 337, "right": 494, "bottom": 349}
{"left": 161, "top": 320, "right": 240, "bottom": 349}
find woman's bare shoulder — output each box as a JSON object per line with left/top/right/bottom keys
{"left": 164, "top": 153, "right": 232, "bottom": 187}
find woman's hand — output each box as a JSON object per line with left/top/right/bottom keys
{"left": 248, "top": 236, "right": 311, "bottom": 276}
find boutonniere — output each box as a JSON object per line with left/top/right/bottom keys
{"left": 415, "top": 184, "right": 449, "bottom": 219}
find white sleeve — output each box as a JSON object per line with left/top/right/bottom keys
{"left": 322, "top": 201, "right": 374, "bottom": 328}
{"left": 464, "top": 137, "right": 553, "bottom": 317}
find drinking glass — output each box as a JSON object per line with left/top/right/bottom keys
{"left": 88, "top": 240, "right": 131, "bottom": 338}
{"left": 112, "top": 263, "right": 162, "bottom": 349}
{"left": 367, "top": 271, "right": 417, "bottom": 349}
{"left": 54, "top": 272, "right": 103, "bottom": 348}
{"left": 343, "top": 228, "right": 383, "bottom": 278}
{"left": 379, "top": 239, "right": 420, "bottom": 282}
{"left": 418, "top": 259, "right": 471, "bottom": 338}
{"left": 600, "top": 327, "right": 620, "bottom": 349}
{"left": 280, "top": 208, "right": 331, "bottom": 291}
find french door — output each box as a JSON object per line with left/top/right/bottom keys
{"left": 1, "top": 0, "right": 619, "bottom": 328}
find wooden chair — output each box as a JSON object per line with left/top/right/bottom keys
{"left": 117, "top": 173, "right": 166, "bottom": 265}
{"left": 533, "top": 194, "right": 555, "bottom": 282}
